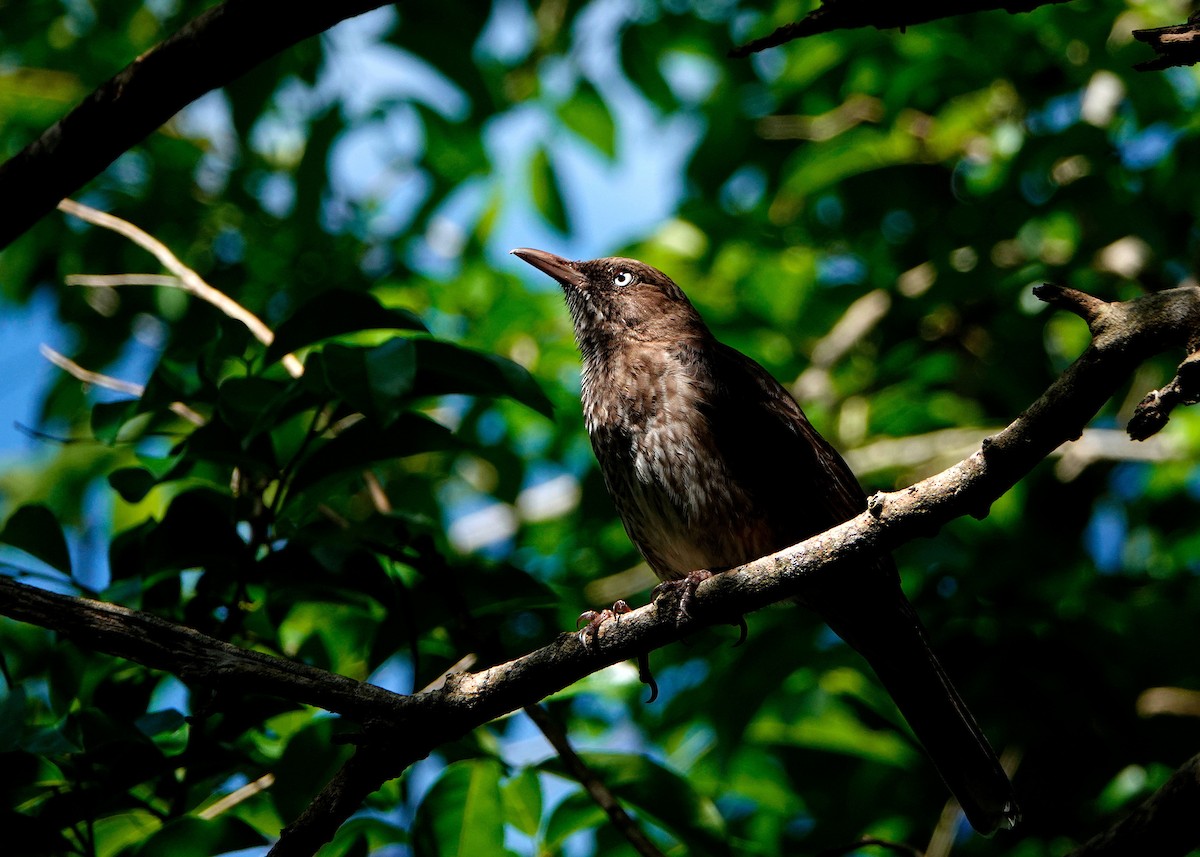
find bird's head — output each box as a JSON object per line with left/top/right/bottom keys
{"left": 510, "top": 248, "right": 709, "bottom": 349}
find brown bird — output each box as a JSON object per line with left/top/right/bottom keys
{"left": 512, "top": 247, "right": 1018, "bottom": 835}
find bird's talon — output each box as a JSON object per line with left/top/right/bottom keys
{"left": 575, "top": 601, "right": 632, "bottom": 647}
{"left": 637, "top": 651, "right": 659, "bottom": 703}
{"left": 652, "top": 569, "right": 713, "bottom": 628}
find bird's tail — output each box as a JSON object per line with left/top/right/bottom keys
{"left": 816, "top": 579, "right": 1019, "bottom": 835}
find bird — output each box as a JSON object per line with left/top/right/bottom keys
{"left": 511, "top": 247, "right": 1019, "bottom": 835}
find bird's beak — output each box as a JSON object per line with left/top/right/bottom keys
{"left": 510, "top": 248, "right": 586, "bottom": 289}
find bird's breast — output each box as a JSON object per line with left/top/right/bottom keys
{"left": 581, "top": 350, "right": 775, "bottom": 579}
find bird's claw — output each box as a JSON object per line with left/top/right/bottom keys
{"left": 637, "top": 651, "right": 659, "bottom": 703}
{"left": 576, "top": 599, "right": 631, "bottom": 647}
{"left": 651, "top": 569, "right": 713, "bottom": 628}
{"left": 651, "top": 569, "right": 748, "bottom": 645}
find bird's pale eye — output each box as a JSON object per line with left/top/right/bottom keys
{"left": 613, "top": 271, "right": 634, "bottom": 287}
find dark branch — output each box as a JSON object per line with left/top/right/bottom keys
{"left": 730, "top": 0, "right": 1071, "bottom": 58}
{"left": 268, "top": 750, "right": 413, "bottom": 857}
{"left": 1128, "top": 349, "right": 1200, "bottom": 439}
{"left": 1134, "top": 20, "right": 1200, "bottom": 71}
{"left": 1067, "top": 752, "right": 1200, "bottom": 857}
{"left": 0, "top": 0, "right": 391, "bottom": 250}
{"left": 0, "top": 576, "right": 408, "bottom": 721}
{"left": 524, "top": 704, "right": 667, "bottom": 857}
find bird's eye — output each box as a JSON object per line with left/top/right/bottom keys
{"left": 613, "top": 271, "right": 634, "bottom": 287}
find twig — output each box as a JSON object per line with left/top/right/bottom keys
{"left": 40, "top": 343, "right": 206, "bottom": 425}
{"left": 58, "top": 199, "right": 305, "bottom": 378}
{"left": 0, "top": 0, "right": 391, "bottom": 249}
{"left": 269, "top": 750, "right": 409, "bottom": 857}
{"left": 1134, "top": 20, "right": 1200, "bottom": 72}
{"left": 1127, "top": 350, "right": 1200, "bottom": 440}
{"left": 1137, "top": 687, "right": 1200, "bottom": 719}
{"left": 524, "top": 703, "right": 667, "bottom": 857}
{"left": 198, "top": 773, "right": 276, "bottom": 820}
{"left": 65, "top": 274, "right": 182, "bottom": 288}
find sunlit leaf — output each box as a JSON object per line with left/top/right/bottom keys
{"left": 413, "top": 758, "right": 506, "bottom": 856}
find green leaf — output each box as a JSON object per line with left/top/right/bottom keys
{"left": 144, "top": 489, "right": 249, "bottom": 573}
{"left": 544, "top": 791, "right": 605, "bottom": 851}
{"left": 413, "top": 339, "right": 554, "bottom": 418}
{"left": 556, "top": 81, "right": 616, "bottom": 158}
{"left": 94, "top": 810, "right": 162, "bottom": 857}
{"left": 91, "top": 399, "right": 141, "bottom": 445}
{"left": 135, "top": 709, "right": 186, "bottom": 738}
{"left": 502, "top": 768, "right": 542, "bottom": 837}
{"left": 529, "top": 146, "right": 569, "bottom": 234}
{"left": 134, "top": 816, "right": 265, "bottom": 857}
{"left": 0, "top": 504, "right": 72, "bottom": 575}
{"left": 413, "top": 758, "right": 505, "bottom": 857}
{"left": 306, "top": 339, "right": 418, "bottom": 424}
{"left": 266, "top": 289, "right": 427, "bottom": 365}
{"left": 0, "top": 685, "right": 27, "bottom": 752}
{"left": 287, "top": 412, "right": 456, "bottom": 495}
{"left": 109, "top": 468, "right": 158, "bottom": 503}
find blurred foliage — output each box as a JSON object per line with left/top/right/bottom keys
{"left": 2, "top": 0, "right": 1200, "bottom": 855}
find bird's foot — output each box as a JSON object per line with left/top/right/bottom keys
{"left": 576, "top": 599, "right": 631, "bottom": 648}
{"left": 651, "top": 569, "right": 747, "bottom": 644}
{"left": 651, "top": 569, "right": 713, "bottom": 628}
{"left": 575, "top": 602, "right": 659, "bottom": 701}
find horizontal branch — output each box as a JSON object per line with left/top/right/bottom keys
{"left": 730, "top": 0, "right": 1072, "bottom": 57}
{"left": 0, "top": 576, "right": 408, "bottom": 723}
{"left": 0, "top": 0, "right": 390, "bottom": 250}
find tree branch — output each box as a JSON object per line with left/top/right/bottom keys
{"left": 0, "top": 0, "right": 391, "bottom": 250}
{"left": 3, "top": 284, "right": 1199, "bottom": 854}
{"left": 0, "top": 576, "right": 408, "bottom": 722}
{"left": 1133, "top": 19, "right": 1200, "bottom": 72}
{"left": 1067, "top": 753, "right": 1200, "bottom": 857}
{"left": 524, "top": 703, "right": 667, "bottom": 857}
{"left": 268, "top": 750, "right": 412, "bottom": 857}
{"left": 730, "top": 0, "right": 1072, "bottom": 58}
{"left": 59, "top": 200, "right": 305, "bottom": 377}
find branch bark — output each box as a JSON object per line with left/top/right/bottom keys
{"left": 730, "top": 0, "right": 1072, "bottom": 57}
{"left": 0, "top": 0, "right": 391, "bottom": 250}
{"left": 1067, "top": 753, "right": 1200, "bottom": 857}
{"left": 3, "top": 284, "right": 1199, "bottom": 854}
{"left": 1133, "top": 20, "right": 1200, "bottom": 72}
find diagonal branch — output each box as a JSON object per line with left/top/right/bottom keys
{"left": 2, "top": 284, "right": 1199, "bottom": 855}
{"left": 1067, "top": 752, "right": 1200, "bottom": 857}
{"left": 59, "top": 199, "right": 305, "bottom": 377}
{"left": 0, "top": 0, "right": 392, "bottom": 250}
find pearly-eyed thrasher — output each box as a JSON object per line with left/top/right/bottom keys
{"left": 511, "top": 248, "right": 1017, "bottom": 834}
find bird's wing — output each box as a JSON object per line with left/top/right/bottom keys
{"left": 699, "top": 341, "right": 867, "bottom": 549}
